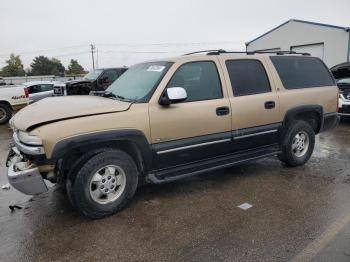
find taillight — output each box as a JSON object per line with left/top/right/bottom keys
{"left": 24, "top": 87, "right": 29, "bottom": 98}
{"left": 336, "top": 89, "right": 339, "bottom": 112}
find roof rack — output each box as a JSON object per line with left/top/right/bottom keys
{"left": 183, "top": 49, "right": 310, "bottom": 56}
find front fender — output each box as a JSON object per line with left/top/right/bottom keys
{"left": 51, "top": 129, "right": 152, "bottom": 171}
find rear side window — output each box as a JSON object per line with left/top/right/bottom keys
{"left": 40, "top": 84, "right": 53, "bottom": 91}
{"left": 225, "top": 60, "right": 271, "bottom": 96}
{"left": 270, "top": 56, "right": 335, "bottom": 89}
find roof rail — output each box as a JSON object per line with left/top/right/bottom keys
{"left": 254, "top": 50, "right": 311, "bottom": 56}
{"left": 183, "top": 49, "right": 310, "bottom": 56}
{"left": 183, "top": 49, "right": 227, "bottom": 55}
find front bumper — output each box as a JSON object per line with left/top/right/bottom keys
{"left": 6, "top": 147, "right": 48, "bottom": 195}
{"left": 339, "top": 96, "right": 350, "bottom": 116}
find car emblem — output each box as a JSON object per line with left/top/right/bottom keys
{"left": 347, "top": 94, "right": 350, "bottom": 100}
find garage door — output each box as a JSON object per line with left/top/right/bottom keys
{"left": 291, "top": 43, "right": 324, "bottom": 59}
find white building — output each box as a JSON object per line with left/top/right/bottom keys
{"left": 246, "top": 19, "right": 350, "bottom": 68}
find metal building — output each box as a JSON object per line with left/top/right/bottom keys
{"left": 246, "top": 19, "right": 350, "bottom": 67}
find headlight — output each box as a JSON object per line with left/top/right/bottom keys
{"left": 17, "top": 131, "right": 43, "bottom": 146}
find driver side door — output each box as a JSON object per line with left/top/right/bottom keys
{"left": 149, "top": 59, "right": 232, "bottom": 170}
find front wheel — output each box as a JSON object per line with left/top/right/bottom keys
{"left": 279, "top": 120, "right": 315, "bottom": 167}
{"left": 68, "top": 149, "right": 138, "bottom": 219}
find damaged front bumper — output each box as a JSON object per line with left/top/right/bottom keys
{"left": 6, "top": 147, "right": 48, "bottom": 195}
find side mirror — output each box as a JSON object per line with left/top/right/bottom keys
{"left": 159, "top": 87, "right": 187, "bottom": 106}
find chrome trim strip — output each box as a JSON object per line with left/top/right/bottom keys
{"left": 13, "top": 133, "right": 45, "bottom": 155}
{"left": 234, "top": 129, "right": 278, "bottom": 140}
{"left": 156, "top": 138, "right": 231, "bottom": 155}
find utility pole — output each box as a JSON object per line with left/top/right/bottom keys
{"left": 96, "top": 48, "right": 99, "bottom": 69}
{"left": 90, "top": 44, "right": 95, "bottom": 69}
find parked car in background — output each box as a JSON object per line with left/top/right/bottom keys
{"left": 53, "top": 68, "right": 128, "bottom": 96}
{"left": 0, "top": 77, "right": 6, "bottom": 86}
{"left": 337, "top": 78, "right": 350, "bottom": 118}
{"left": 23, "top": 81, "right": 62, "bottom": 103}
{"left": 6, "top": 50, "right": 339, "bottom": 218}
{"left": 0, "top": 85, "right": 29, "bottom": 124}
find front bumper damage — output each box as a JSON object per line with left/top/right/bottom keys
{"left": 6, "top": 146, "right": 48, "bottom": 195}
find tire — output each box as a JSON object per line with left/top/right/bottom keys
{"left": 68, "top": 149, "right": 138, "bottom": 219}
{"left": 279, "top": 120, "right": 315, "bottom": 167}
{"left": 0, "top": 103, "right": 12, "bottom": 124}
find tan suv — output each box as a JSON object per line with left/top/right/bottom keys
{"left": 6, "top": 50, "right": 339, "bottom": 218}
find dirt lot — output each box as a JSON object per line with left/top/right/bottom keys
{"left": 0, "top": 122, "right": 350, "bottom": 262}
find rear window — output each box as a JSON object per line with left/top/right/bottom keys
{"left": 270, "top": 56, "right": 335, "bottom": 89}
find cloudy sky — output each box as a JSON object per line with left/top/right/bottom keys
{"left": 0, "top": 0, "right": 349, "bottom": 71}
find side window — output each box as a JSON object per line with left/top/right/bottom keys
{"left": 167, "top": 61, "right": 222, "bottom": 102}
{"left": 40, "top": 84, "right": 53, "bottom": 92}
{"left": 102, "top": 70, "right": 118, "bottom": 82}
{"left": 28, "top": 85, "right": 42, "bottom": 94}
{"left": 270, "top": 56, "right": 335, "bottom": 89}
{"left": 226, "top": 60, "right": 271, "bottom": 96}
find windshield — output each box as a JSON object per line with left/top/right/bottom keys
{"left": 84, "top": 69, "right": 103, "bottom": 80}
{"left": 106, "top": 62, "right": 172, "bottom": 101}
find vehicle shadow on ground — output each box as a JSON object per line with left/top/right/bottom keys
{"left": 22, "top": 156, "right": 285, "bottom": 223}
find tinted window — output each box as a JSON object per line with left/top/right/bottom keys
{"left": 102, "top": 70, "right": 119, "bottom": 83}
{"left": 28, "top": 85, "right": 42, "bottom": 94}
{"left": 226, "top": 60, "right": 271, "bottom": 96}
{"left": 40, "top": 84, "right": 53, "bottom": 92}
{"left": 167, "top": 61, "right": 222, "bottom": 102}
{"left": 270, "top": 56, "right": 335, "bottom": 89}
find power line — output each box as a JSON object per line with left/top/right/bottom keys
{"left": 0, "top": 44, "right": 88, "bottom": 57}
{"left": 0, "top": 41, "right": 244, "bottom": 58}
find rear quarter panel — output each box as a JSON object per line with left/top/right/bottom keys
{"left": 263, "top": 56, "right": 338, "bottom": 118}
{"left": 0, "top": 86, "right": 28, "bottom": 107}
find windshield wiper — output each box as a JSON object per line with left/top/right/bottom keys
{"left": 90, "top": 91, "right": 134, "bottom": 102}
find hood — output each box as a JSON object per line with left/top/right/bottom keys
{"left": 13, "top": 96, "right": 131, "bottom": 131}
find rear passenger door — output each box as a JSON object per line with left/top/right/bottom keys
{"left": 218, "top": 57, "right": 281, "bottom": 151}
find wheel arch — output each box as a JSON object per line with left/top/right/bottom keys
{"left": 0, "top": 100, "right": 13, "bottom": 110}
{"left": 51, "top": 129, "right": 153, "bottom": 177}
{"left": 282, "top": 105, "right": 324, "bottom": 134}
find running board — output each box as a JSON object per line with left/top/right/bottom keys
{"left": 148, "top": 144, "right": 281, "bottom": 184}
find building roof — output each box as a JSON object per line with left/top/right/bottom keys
{"left": 246, "top": 19, "right": 349, "bottom": 46}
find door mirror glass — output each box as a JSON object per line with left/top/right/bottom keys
{"left": 159, "top": 87, "right": 187, "bottom": 105}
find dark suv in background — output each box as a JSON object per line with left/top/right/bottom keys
{"left": 54, "top": 67, "right": 127, "bottom": 96}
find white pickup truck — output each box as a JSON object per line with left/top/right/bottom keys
{"left": 0, "top": 85, "right": 29, "bottom": 124}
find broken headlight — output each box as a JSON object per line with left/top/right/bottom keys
{"left": 18, "top": 131, "right": 43, "bottom": 146}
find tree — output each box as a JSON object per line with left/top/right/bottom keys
{"left": 1, "top": 54, "right": 25, "bottom": 76}
{"left": 67, "top": 59, "right": 85, "bottom": 75}
{"left": 30, "top": 56, "right": 65, "bottom": 76}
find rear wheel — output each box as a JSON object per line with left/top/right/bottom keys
{"left": 279, "top": 120, "right": 315, "bottom": 167}
{"left": 0, "top": 103, "right": 12, "bottom": 124}
{"left": 68, "top": 149, "right": 138, "bottom": 219}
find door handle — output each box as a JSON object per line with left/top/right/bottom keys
{"left": 216, "top": 106, "right": 230, "bottom": 116}
{"left": 264, "top": 101, "right": 275, "bottom": 109}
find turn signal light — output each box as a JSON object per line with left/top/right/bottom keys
{"left": 24, "top": 87, "right": 29, "bottom": 98}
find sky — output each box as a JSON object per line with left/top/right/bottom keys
{"left": 0, "top": 0, "right": 349, "bottom": 71}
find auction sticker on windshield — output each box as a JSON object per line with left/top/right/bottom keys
{"left": 147, "top": 65, "right": 166, "bottom": 72}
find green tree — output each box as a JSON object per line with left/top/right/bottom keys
{"left": 30, "top": 56, "right": 65, "bottom": 76}
{"left": 1, "top": 54, "right": 25, "bottom": 76}
{"left": 67, "top": 59, "right": 85, "bottom": 75}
